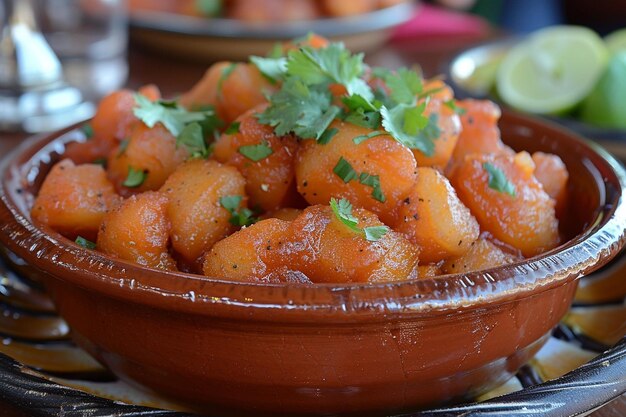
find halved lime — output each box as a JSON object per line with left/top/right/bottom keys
{"left": 605, "top": 28, "right": 626, "bottom": 54}
{"left": 496, "top": 26, "right": 609, "bottom": 115}
{"left": 580, "top": 51, "right": 626, "bottom": 129}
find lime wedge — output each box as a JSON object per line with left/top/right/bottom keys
{"left": 580, "top": 51, "right": 626, "bottom": 129}
{"left": 605, "top": 28, "right": 626, "bottom": 54}
{"left": 496, "top": 26, "right": 609, "bottom": 115}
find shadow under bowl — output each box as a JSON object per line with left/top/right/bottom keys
{"left": 0, "top": 111, "right": 625, "bottom": 416}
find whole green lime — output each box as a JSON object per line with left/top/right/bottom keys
{"left": 580, "top": 51, "right": 626, "bottom": 129}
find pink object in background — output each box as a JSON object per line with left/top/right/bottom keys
{"left": 392, "top": 3, "right": 490, "bottom": 40}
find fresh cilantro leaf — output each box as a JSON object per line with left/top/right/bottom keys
{"left": 380, "top": 103, "right": 436, "bottom": 156}
{"left": 217, "top": 63, "right": 237, "bottom": 98}
{"left": 342, "top": 94, "right": 380, "bottom": 112}
{"left": 318, "top": 127, "right": 338, "bottom": 145}
{"left": 344, "top": 107, "right": 381, "bottom": 129}
{"left": 385, "top": 67, "right": 423, "bottom": 104}
{"left": 286, "top": 43, "right": 374, "bottom": 101}
{"left": 359, "top": 172, "right": 385, "bottom": 202}
{"left": 123, "top": 166, "right": 147, "bottom": 188}
{"left": 329, "top": 198, "right": 389, "bottom": 242}
{"left": 444, "top": 99, "right": 466, "bottom": 115}
{"left": 363, "top": 225, "right": 389, "bottom": 242}
{"left": 353, "top": 130, "right": 386, "bottom": 144}
{"left": 483, "top": 162, "right": 516, "bottom": 197}
{"left": 177, "top": 122, "right": 209, "bottom": 158}
{"left": 225, "top": 121, "right": 241, "bottom": 135}
{"left": 219, "top": 195, "right": 257, "bottom": 226}
{"left": 256, "top": 79, "right": 336, "bottom": 139}
{"left": 117, "top": 139, "right": 129, "bottom": 157}
{"left": 329, "top": 198, "right": 361, "bottom": 234}
{"left": 191, "top": 104, "right": 223, "bottom": 138}
{"left": 371, "top": 66, "right": 392, "bottom": 80}
{"left": 333, "top": 157, "right": 358, "bottom": 183}
{"left": 250, "top": 56, "right": 287, "bottom": 83}
{"left": 133, "top": 94, "right": 213, "bottom": 137}
{"left": 195, "top": 0, "right": 221, "bottom": 16}
{"left": 81, "top": 123, "right": 94, "bottom": 139}
{"left": 238, "top": 142, "right": 273, "bottom": 161}
{"left": 219, "top": 195, "right": 242, "bottom": 212}
{"left": 75, "top": 236, "right": 96, "bottom": 250}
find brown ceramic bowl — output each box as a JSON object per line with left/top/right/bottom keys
{"left": 0, "top": 111, "right": 625, "bottom": 416}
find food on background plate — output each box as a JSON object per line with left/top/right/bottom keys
{"left": 32, "top": 34, "right": 567, "bottom": 284}
{"left": 128, "top": 0, "right": 407, "bottom": 21}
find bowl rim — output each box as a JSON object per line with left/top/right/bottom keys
{"left": 1, "top": 110, "right": 626, "bottom": 322}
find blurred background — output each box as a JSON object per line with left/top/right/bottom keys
{"left": 1, "top": 0, "right": 626, "bottom": 142}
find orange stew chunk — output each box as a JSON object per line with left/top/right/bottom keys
{"left": 289, "top": 205, "right": 420, "bottom": 283}
{"left": 160, "top": 159, "right": 247, "bottom": 264}
{"left": 31, "top": 160, "right": 120, "bottom": 241}
{"left": 107, "top": 123, "right": 188, "bottom": 196}
{"left": 532, "top": 152, "right": 569, "bottom": 219}
{"left": 394, "top": 167, "right": 479, "bottom": 263}
{"left": 98, "top": 191, "right": 176, "bottom": 270}
{"left": 295, "top": 120, "right": 417, "bottom": 225}
{"left": 450, "top": 152, "right": 560, "bottom": 257}
{"left": 213, "top": 105, "right": 303, "bottom": 212}
{"left": 441, "top": 238, "right": 521, "bottom": 274}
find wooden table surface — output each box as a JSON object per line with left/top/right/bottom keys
{"left": 0, "top": 29, "right": 623, "bottom": 416}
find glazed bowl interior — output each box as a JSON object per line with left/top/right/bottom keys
{"left": 1, "top": 110, "right": 625, "bottom": 416}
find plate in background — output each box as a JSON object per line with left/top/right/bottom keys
{"left": 129, "top": 2, "right": 417, "bottom": 61}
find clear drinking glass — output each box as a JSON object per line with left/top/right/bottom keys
{"left": 36, "top": 0, "right": 128, "bottom": 101}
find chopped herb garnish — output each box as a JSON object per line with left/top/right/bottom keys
{"left": 333, "top": 157, "right": 358, "bottom": 183}
{"left": 483, "top": 162, "right": 516, "bottom": 196}
{"left": 133, "top": 94, "right": 214, "bottom": 137}
{"left": 217, "top": 63, "right": 237, "bottom": 98}
{"left": 344, "top": 107, "right": 381, "bottom": 129}
{"left": 318, "top": 127, "right": 338, "bottom": 145}
{"left": 359, "top": 172, "right": 385, "bottom": 203}
{"left": 256, "top": 78, "right": 339, "bottom": 140}
{"left": 329, "top": 198, "right": 389, "bottom": 242}
{"left": 333, "top": 157, "right": 386, "bottom": 202}
{"left": 117, "top": 139, "right": 129, "bottom": 157}
{"left": 380, "top": 102, "right": 438, "bottom": 156}
{"left": 384, "top": 67, "right": 423, "bottom": 104}
{"left": 123, "top": 166, "right": 147, "bottom": 188}
{"left": 238, "top": 142, "right": 273, "bottom": 162}
{"left": 219, "top": 195, "right": 257, "bottom": 226}
{"left": 225, "top": 121, "right": 241, "bottom": 135}
{"left": 75, "top": 236, "right": 96, "bottom": 249}
{"left": 353, "top": 130, "right": 386, "bottom": 145}
{"left": 363, "top": 226, "right": 389, "bottom": 241}
{"left": 444, "top": 99, "right": 466, "bottom": 115}
{"left": 177, "top": 122, "right": 210, "bottom": 158}
{"left": 81, "top": 123, "right": 94, "bottom": 139}
{"left": 286, "top": 43, "right": 373, "bottom": 100}
{"left": 250, "top": 55, "right": 287, "bottom": 83}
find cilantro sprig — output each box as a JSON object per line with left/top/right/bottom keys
{"left": 238, "top": 142, "right": 273, "bottom": 162}
{"left": 123, "top": 166, "right": 147, "bottom": 188}
{"left": 329, "top": 198, "right": 389, "bottom": 242}
{"left": 133, "top": 94, "right": 219, "bottom": 159}
{"left": 483, "top": 162, "right": 516, "bottom": 197}
{"left": 219, "top": 195, "right": 257, "bottom": 227}
{"left": 75, "top": 236, "right": 96, "bottom": 250}
{"left": 252, "top": 40, "right": 443, "bottom": 156}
